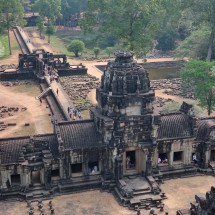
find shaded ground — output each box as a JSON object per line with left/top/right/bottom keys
{"left": 0, "top": 81, "right": 53, "bottom": 138}
{"left": 0, "top": 176, "right": 213, "bottom": 215}
{"left": 160, "top": 176, "right": 215, "bottom": 214}
{"left": 0, "top": 191, "right": 136, "bottom": 215}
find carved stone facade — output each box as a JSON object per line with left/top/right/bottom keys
{"left": 91, "top": 52, "right": 156, "bottom": 179}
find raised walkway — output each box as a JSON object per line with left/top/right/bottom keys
{"left": 50, "top": 79, "right": 72, "bottom": 120}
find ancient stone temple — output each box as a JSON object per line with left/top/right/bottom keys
{"left": 1, "top": 51, "right": 215, "bottom": 212}
{"left": 91, "top": 51, "right": 157, "bottom": 179}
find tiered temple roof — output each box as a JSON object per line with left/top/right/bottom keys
{"left": 57, "top": 120, "right": 102, "bottom": 150}
{"left": 157, "top": 113, "right": 193, "bottom": 140}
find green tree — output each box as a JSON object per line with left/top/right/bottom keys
{"left": 67, "top": 40, "right": 85, "bottom": 57}
{"left": 181, "top": 0, "right": 215, "bottom": 61}
{"left": 33, "top": 0, "right": 61, "bottom": 43}
{"left": 46, "top": 24, "right": 55, "bottom": 44}
{"left": 93, "top": 47, "right": 100, "bottom": 58}
{"left": 176, "top": 26, "right": 213, "bottom": 60}
{"left": 80, "top": 0, "right": 164, "bottom": 55}
{"left": 61, "top": 0, "right": 87, "bottom": 26}
{"left": 0, "top": 0, "right": 25, "bottom": 55}
{"left": 105, "top": 47, "right": 114, "bottom": 57}
{"left": 156, "top": 30, "right": 178, "bottom": 51}
{"left": 156, "top": 0, "right": 182, "bottom": 51}
{"left": 36, "top": 17, "right": 45, "bottom": 38}
{"left": 181, "top": 60, "right": 215, "bottom": 115}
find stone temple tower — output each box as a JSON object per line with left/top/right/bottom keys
{"left": 91, "top": 51, "right": 156, "bottom": 179}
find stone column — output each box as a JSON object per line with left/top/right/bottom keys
{"left": 114, "top": 156, "right": 123, "bottom": 181}
{"left": 204, "top": 145, "right": 211, "bottom": 168}
{"left": 169, "top": 151, "right": 174, "bottom": 166}
{"left": 59, "top": 159, "right": 65, "bottom": 179}
{"left": 83, "top": 151, "right": 89, "bottom": 177}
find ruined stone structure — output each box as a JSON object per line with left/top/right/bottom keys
{"left": 0, "top": 52, "right": 215, "bottom": 211}
{"left": 91, "top": 51, "right": 156, "bottom": 179}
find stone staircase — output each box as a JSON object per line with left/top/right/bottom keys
{"left": 113, "top": 175, "right": 164, "bottom": 211}
{"left": 209, "top": 162, "right": 215, "bottom": 174}
{"left": 153, "top": 163, "right": 197, "bottom": 180}
{"left": 58, "top": 174, "right": 102, "bottom": 193}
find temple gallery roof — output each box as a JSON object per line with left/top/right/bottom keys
{"left": 157, "top": 113, "right": 193, "bottom": 140}
{"left": 57, "top": 120, "right": 102, "bottom": 150}
{"left": 196, "top": 118, "right": 215, "bottom": 141}
{"left": 0, "top": 134, "right": 58, "bottom": 165}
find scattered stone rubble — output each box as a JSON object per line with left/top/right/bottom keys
{"left": 0, "top": 106, "right": 27, "bottom": 131}
{"left": 60, "top": 75, "right": 100, "bottom": 111}
{"left": 153, "top": 96, "right": 173, "bottom": 108}
{"left": 151, "top": 78, "right": 195, "bottom": 100}
{"left": 0, "top": 64, "right": 17, "bottom": 72}
{"left": 0, "top": 80, "right": 34, "bottom": 87}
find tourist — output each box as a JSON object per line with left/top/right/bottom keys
{"left": 73, "top": 107, "right": 77, "bottom": 116}
{"left": 78, "top": 112, "right": 82, "bottom": 119}
{"left": 56, "top": 88, "right": 59, "bottom": 95}
{"left": 162, "top": 157, "right": 168, "bottom": 163}
{"left": 126, "top": 156, "right": 130, "bottom": 169}
{"left": 158, "top": 157, "right": 161, "bottom": 164}
{"left": 192, "top": 153, "right": 197, "bottom": 164}
{"left": 39, "top": 98, "right": 42, "bottom": 105}
{"left": 67, "top": 107, "right": 70, "bottom": 114}
{"left": 94, "top": 166, "right": 98, "bottom": 172}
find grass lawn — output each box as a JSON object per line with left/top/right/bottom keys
{"left": 52, "top": 29, "right": 115, "bottom": 58}
{"left": 0, "top": 34, "right": 10, "bottom": 59}
{"left": 0, "top": 31, "right": 20, "bottom": 59}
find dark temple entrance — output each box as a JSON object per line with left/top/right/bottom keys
{"left": 71, "top": 163, "right": 82, "bottom": 174}
{"left": 88, "top": 161, "right": 99, "bottom": 173}
{"left": 126, "top": 151, "right": 136, "bottom": 169}
{"left": 32, "top": 170, "right": 41, "bottom": 184}
{"left": 11, "top": 174, "right": 21, "bottom": 186}
{"left": 211, "top": 150, "right": 215, "bottom": 161}
{"left": 173, "top": 151, "right": 183, "bottom": 162}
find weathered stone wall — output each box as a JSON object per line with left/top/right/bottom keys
{"left": 57, "top": 68, "right": 87, "bottom": 76}
{"left": 0, "top": 165, "right": 31, "bottom": 189}
{"left": 153, "top": 138, "right": 195, "bottom": 167}
{"left": 0, "top": 71, "right": 34, "bottom": 81}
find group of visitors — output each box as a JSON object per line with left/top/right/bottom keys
{"left": 158, "top": 157, "right": 168, "bottom": 164}
{"left": 126, "top": 156, "right": 130, "bottom": 169}
{"left": 89, "top": 166, "right": 98, "bottom": 174}
{"left": 68, "top": 106, "right": 82, "bottom": 120}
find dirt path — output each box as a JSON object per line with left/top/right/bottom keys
{"left": 30, "top": 31, "right": 54, "bottom": 53}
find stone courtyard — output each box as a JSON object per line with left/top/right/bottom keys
{"left": 0, "top": 176, "right": 213, "bottom": 215}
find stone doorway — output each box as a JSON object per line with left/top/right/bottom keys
{"left": 32, "top": 170, "right": 41, "bottom": 185}
{"left": 126, "top": 151, "right": 136, "bottom": 169}
{"left": 210, "top": 150, "right": 215, "bottom": 161}
{"left": 158, "top": 153, "right": 168, "bottom": 165}
{"left": 88, "top": 161, "right": 99, "bottom": 173}
{"left": 11, "top": 174, "right": 21, "bottom": 186}
{"left": 71, "top": 163, "right": 82, "bottom": 174}
{"left": 51, "top": 169, "right": 59, "bottom": 177}
{"left": 173, "top": 151, "right": 183, "bottom": 162}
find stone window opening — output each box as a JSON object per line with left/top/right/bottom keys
{"left": 71, "top": 163, "right": 82, "bottom": 173}
{"left": 173, "top": 151, "right": 183, "bottom": 162}
{"left": 88, "top": 161, "right": 99, "bottom": 174}
{"left": 126, "top": 151, "right": 136, "bottom": 169}
{"left": 210, "top": 150, "right": 215, "bottom": 161}
{"left": 51, "top": 169, "right": 59, "bottom": 177}
{"left": 32, "top": 170, "right": 41, "bottom": 184}
{"left": 158, "top": 153, "right": 168, "bottom": 165}
{"left": 11, "top": 174, "right": 21, "bottom": 186}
